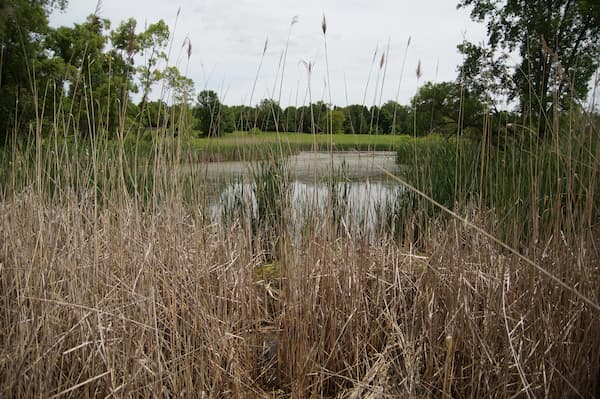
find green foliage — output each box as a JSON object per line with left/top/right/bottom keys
{"left": 458, "top": 0, "right": 600, "bottom": 136}
{"left": 45, "top": 15, "right": 124, "bottom": 135}
{"left": 397, "top": 134, "right": 479, "bottom": 209}
{"left": 162, "top": 66, "right": 195, "bottom": 105}
{"left": 251, "top": 158, "right": 290, "bottom": 261}
{"left": 0, "top": 0, "right": 68, "bottom": 140}
{"left": 330, "top": 109, "right": 346, "bottom": 134}
{"left": 378, "top": 101, "right": 412, "bottom": 134}
{"left": 256, "top": 99, "right": 282, "bottom": 132}
{"left": 396, "top": 124, "right": 600, "bottom": 246}
{"left": 194, "top": 90, "right": 233, "bottom": 137}
{"left": 136, "top": 20, "right": 169, "bottom": 104}
{"left": 281, "top": 106, "right": 299, "bottom": 133}
{"left": 343, "top": 104, "right": 370, "bottom": 134}
{"left": 411, "top": 81, "right": 485, "bottom": 136}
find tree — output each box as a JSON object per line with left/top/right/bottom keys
{"left": 330, "top": 109, "right": 345, "bottom": 134}
{"left": 43, "top": 14, "right": 172, "bottom": 136}
{"left": 458, "top": 0, "right": 600, "bottom": 137}
{"left": 282, "top": 106, "right": 298, "bottom": 133}
{"left": 310, "top": 101, "right": 332, "bottom": 134}
{"left": 0, "top": 0, "right": 68, "bottom": 140}
{"left": 256, "top": 99, "right": 282, "bottom": 132}
{"left": 411, "top": 81, "right": 484, "bottom": 136}
{"left": 47, "top": 15, "right": 122, "bottom": 133}
{"left": 230, "top": 105, "right": 254, "bottom": 131}
{"left": 162, "top": 66, "right": 195, "bottom": 105}
{"left": 135, "top": 20, "right": 169, "bottom": 106}
{"left": 194, "top": 90, "right": 232, "bottom": 136}
{"left": 378, "top": 101, "right": 411, "bottom": 134}
{"left": 343, "top": 105, "right": 370, "bottom": 134}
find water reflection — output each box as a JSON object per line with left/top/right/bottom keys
{"left": 206, "top": 152, "right": 403, "bottom": 236}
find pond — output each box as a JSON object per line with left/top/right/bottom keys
{"left": 186, "top": 151, "right": 404, "bottom": 235}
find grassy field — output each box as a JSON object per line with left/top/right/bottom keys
{"left": 178, "top": 131, "right": 415, "bottom": 161}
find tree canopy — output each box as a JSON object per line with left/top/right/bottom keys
{"left": 194, "top": 90, "right": 233, "bottom": 137}
{"left": 412, "top": 81, "right": 484, "bottom": 136}
{"left": 3, "top": 1, "right": 594, "bottom": 142}
{"left": 0, "top": 0, "right": 68, "bottom": 139}
{"left": 458, "top": 0, "right": 600, "bottom": 136}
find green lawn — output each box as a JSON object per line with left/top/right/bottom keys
{"left": 184, "top": 131, "right": 417, "bottom": 161}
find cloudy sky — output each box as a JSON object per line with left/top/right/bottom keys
{"left": 49, "top": 0, "right": 488, "bottom": 107}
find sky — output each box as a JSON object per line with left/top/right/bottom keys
{"left": 49, "top": 0, "right": 489, "bottom": 107}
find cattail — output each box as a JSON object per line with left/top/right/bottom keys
{"left": 263, "top": 38, "right": 268, "bottom": 55}
{"left": 322, "top": 14, "right": 327, "bottom": 35}
{"left": 126, "top": 21, "right": 136, "bottom": 59}
{"left": 416, "top": 60, "right": 422, "bottom": 79}
{"left": 182, "top": 37, "right": 192, "bottom": 60}
{"left": 380, "top": 53, "right": 385, "bottom": 69}
{"left": 541, "top": 35, "right": 551, "bottom": 59}
{"left": 299, "top": 60, "right": 312, "bottom": 74}
{"left": 91, "top": 0, "right": 103, "bottom": 27}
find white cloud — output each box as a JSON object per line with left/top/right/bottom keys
{"left": 49, "top": 0, "right": 487, "bottom": 106}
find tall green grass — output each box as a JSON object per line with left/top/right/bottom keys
{"left": 395, "top": 119, "right": 599, "bottom": 249}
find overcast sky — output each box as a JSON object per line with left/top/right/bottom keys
{"left": 49, "top": 0, "right": 488, "bottom": 107}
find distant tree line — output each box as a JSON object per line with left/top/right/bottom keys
{"left": 1, "top": 0, "right": 598, "bottom": 143}
{"left": 190, "top": 82, "right": 487, "bottom": 137}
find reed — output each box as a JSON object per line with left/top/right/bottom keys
{"left": 0, "top": 10, "right": 599, "bottom": 399}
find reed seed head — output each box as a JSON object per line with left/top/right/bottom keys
{"left": 183, "top": 37, "right": 192, "bottom": 60}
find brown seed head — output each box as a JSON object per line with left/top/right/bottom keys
{"left": 541, "top": 35, "right": 550, "bottom": 59}
{"left": 126, "top": 22, "right": 136, "bottom": 58}
{"left": 182, "top": 37, "right": 192, "bottom": 60}
{"left": 416, "top": 60, "right": 422, "bottom": 79}
{"left": 322, "top": 14, "right": 327, "bottom": 35}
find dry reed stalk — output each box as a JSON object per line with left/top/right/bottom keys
{"left": 1, "top": 189, "right": 598, "bottom": 397}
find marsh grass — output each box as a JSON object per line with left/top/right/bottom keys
{"left": 1, "top": 16, "right": 599, "bottom": 399}
{"left": 395, "top": 118, "right": 600, "bottom": 249}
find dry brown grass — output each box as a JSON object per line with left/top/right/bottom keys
{"left": 1, "top": 187, "right": 598, "bottom": 397}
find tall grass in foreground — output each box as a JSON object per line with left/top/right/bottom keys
{"left": 1, "top": 106, "right": 599, "bottom": 398}
{"left": 1, "top": 28, "right": 599, "bottom": 399}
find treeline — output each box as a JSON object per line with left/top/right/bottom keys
{"left": 189, "top": 81, "right": 488, "bottom": 137}
{"left": 2, "top": 1, "right": 598, "bottom": 143}
{"left": 0, "top": 0, "right": 492, "bottom": 141}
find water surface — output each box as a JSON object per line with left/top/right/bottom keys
{"left": 188, "top": 151, "right": 404, "bottom": 233}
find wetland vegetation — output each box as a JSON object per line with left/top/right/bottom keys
{"left": 1, "top": 1, "right": 599, "bottom": 397}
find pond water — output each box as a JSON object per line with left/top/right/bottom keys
{"left": 187, "top": 151, "right": 404, "bottom": 233}
{"left": 186, "top": 151, "right": 401, "bottom": 182}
